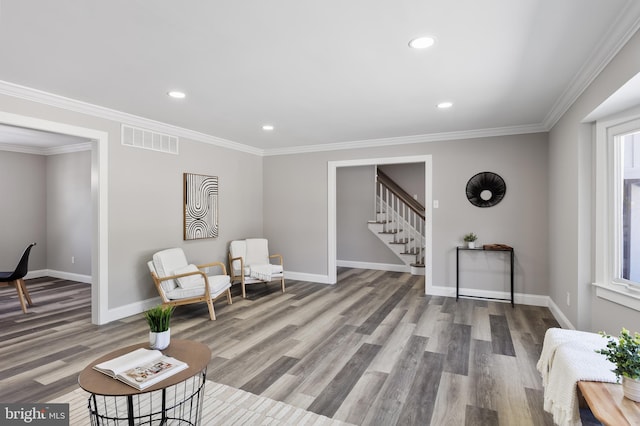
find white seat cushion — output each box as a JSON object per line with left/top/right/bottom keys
{"left": 242, "top": 264, "right": 283, "bottom": 277}
{"left": 165, "top": 274, "right": 231, "bottom": 300}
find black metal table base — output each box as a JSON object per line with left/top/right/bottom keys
{"left": 87, "top": 370, "right": 207, "bottom": 426}
{"left": 456, "top": 246, "right": 514, "bottom": 307}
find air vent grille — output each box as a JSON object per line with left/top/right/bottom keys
{"left": 121, "top": 125, "right": 178, "bottom": 154}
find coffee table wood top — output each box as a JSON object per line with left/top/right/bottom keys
{"left": 578, "top": 381, "right": 640, "bottom": 426}
{"left": 78, "top": 339, "right": 211, "bottom": 396}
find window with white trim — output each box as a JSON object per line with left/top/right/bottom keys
{"left": 594, "top": 111, "right": 640, "bottom": 311}
{"left": 621, "top": 131, "right": 640, "bottom": 284}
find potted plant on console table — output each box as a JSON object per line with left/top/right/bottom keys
{"left": 596, "top": 327, "right": 640, "bottom": 402}
{"left": 463, "top": 232, "right": 478, "bottom": 249}
{"left": 144, "top": 305, "right": 175, "bottom": 350}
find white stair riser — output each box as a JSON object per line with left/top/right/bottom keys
{"left": 367, "top": 223, "right": 423, "bottom": 267}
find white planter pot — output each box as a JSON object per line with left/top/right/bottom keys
{"left": 467, "top": 241, "right": 475, "bottom": 249}
{"left": 149, "top": 328, "right": 171, "bottom": 350}
{"left": 623, "top": 376, "right": 640, "bottom": 402}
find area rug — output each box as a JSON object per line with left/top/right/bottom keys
{"left": 49, "top": 380, "right": 354, "bottom": 425}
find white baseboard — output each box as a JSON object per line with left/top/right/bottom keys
{"left": 516, "top": 293, "right": 550, "bottom": 307}
{"left": 25, "top": 271, "right": 167, "bottom": 323}
{"left": 336, "top": 260, "right": 409, "bottom": 273}
{"left": 105, "top": 273, "right": 331, "bottom": 323}
{"left": 285, "top": 271, "right": 332, "bottom": 284}
{"left": 547, "top": 297, "right": 576, "bottom": 330}
{"left": 26, "top": 269, "right": 92, "bottom": 284}
{"left": 26, "top": 267, "right": 576, "bottom": 329}
{"left": 288, "top": 260, "right": 410, "bottom": 285}
{"left": 429, "top": 285, "right": 555, "bottom": 308}
{"left": 429, "top": 284, "right": 574, "bottom": 328}
{"left": 103, "top": 297, "right": 162, "bottom": 323}
{"left": 427, "top": 285, "right": 455, "bottom": 297}
{"left": 96, "top": 281, "right": 578, "bottom": 329}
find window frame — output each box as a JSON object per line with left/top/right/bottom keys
{"left": 593, "top": 108, "right": 640, "bottom": 311}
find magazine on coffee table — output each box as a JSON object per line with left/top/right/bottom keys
{"left": 93, "top": 347, "right": 188, "bottom": 390}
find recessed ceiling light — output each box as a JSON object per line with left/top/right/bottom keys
{"left": 262, "top": 124, "right": 274, "bottom": 131}
{"left": 437, "top": 102, "right": 453, "bottom": 109}
{"left": 167, "top": 91, "right": 186, "bottom": 99}
{"left": 408, "top": 36, "right": 435, "bottom": 49}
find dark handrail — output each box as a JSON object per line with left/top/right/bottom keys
{"left": 377, "top": 169, "right": 425, "bottom": 220}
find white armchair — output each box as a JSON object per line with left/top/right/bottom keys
{"left": 148, "top": 248, "right": 232, "bottom": 320}
{"left": 228, "top": 238, "right": 285, "bottom": 298}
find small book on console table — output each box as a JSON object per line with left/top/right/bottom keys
{"left": 93, "top": 348, "right": 188, "bottom": 390}
{"left": 482, "top": 244, "right": 512, "bottom": 250}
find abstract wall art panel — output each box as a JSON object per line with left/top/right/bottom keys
{"left": 184, "top": 173, "right": 219, "bottom": 240}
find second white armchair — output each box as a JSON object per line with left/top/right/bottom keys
{"left": 228, "top": 238, "right": 285, "bottom": 298}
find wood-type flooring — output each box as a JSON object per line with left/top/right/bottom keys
{"left": 0, "top": 269, "right": 560, "bottom": 425}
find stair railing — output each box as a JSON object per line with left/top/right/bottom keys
{"left": 375, "top": 170, "right": 426, "bottom": 265}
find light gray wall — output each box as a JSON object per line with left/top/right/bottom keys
{"left": 14, "top": 26, "right": 640, "bottom": 328}
{"left": 0, "top": 88, "right": 550, "bottom": 321}
{"left": 336, "top": 165, "right": 402, "bottom": 265}
{"left": 549, "top": 28, "right": 640, "bottom": 331}
{"left": 378, "top": 163, "right": 425, "bottom": 205}
{"left": 264, "top": 132, "right": 549, "bottom": 297}
{"left": 108, "top": 133, "right": 264, "bottom": 307}
{"left": 0, "top": 151, "right": 46, "bottom": 270}
{"left": 46, "top": 151, "right": 92, "bottom": 275}
{"left": 0, "top": 93, "right": 264, "bottom": 312}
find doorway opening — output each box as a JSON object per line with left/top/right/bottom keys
{"left": 0, "top": 111, "right": 109, "bottom": 324}
{"left": 328, "top": 155, "right": 432, "bottom": 293}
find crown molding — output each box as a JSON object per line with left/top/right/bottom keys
{"left": 5, "top": 0, "right": 638, "bottom": 164}
{"left": 0, "top": 142, "right": 44, "bottom": 155}
{"left": 542, "top": 1, "right": 640, "bottom": 130}
{"left": 0, "top": 80, "right": 263, "bottom": 156}
{"left": 263, "top": 123, "right": 546, "bottom": 156}
{"left": 45, "top": 141, "right": 93, "bottom": 155}
{"left": 0, "top": 79, "right": 546, "bottom": 159}
{"left": 0, "top": 77, "right": 557, "bottom": 159}
{"left": 0, "top": 141, "right": 92, "bottom": 155}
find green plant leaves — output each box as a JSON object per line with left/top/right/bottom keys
{"left": 144, "top": 305, "right": 175, "bottom": 332}
{"left": 596, "top": 328, "right": 640, "bottom": 380}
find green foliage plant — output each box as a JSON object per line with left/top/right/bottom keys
{"left": 596, "top": 328, "right": 640, "bottom": 381}
{"left": 144, "top": 305, "right": 175, "bottom": 332}
{"left": 463, "top": 232, "right": 478, "bottom": 242}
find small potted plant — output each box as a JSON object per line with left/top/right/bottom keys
{"left": 144, "top": 305, "right": 175, "bottom": 350}
{"left": 596, "top": 328, "right": 640, "bottom": 401}
{"left": 463, "top": 232, "right": 478, "bottom": 249}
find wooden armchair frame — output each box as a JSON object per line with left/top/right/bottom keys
{"left": 228, "top": 252, "right": 285, "bottom": 299}
{"left": 149, "top": 261, "right": 232, "bottom": 320}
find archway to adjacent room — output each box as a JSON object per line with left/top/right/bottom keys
{"left": 0, "top": 111, "right": 108, "bottom": 324}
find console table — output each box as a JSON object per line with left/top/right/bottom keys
{"left": 78, "top": 339, "right": 211, "bottom": 426}
{"left": 456, "top": 246, "right": 514, "bottom": 306}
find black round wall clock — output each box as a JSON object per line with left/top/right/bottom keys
{"left": 465, "top": 172, "right": 506, "bottom": 207}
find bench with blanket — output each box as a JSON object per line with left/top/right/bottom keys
{"left": 537, "top": 328, "right": 619, "bottom": 425}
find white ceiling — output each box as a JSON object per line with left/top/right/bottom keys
{"left": 0, "top": 124, "right": 88, "bottom": 148}
{"left": 1, "top": 1, "right": 640, "bottom": 151}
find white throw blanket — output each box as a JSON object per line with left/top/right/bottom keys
{"left": 250, "top": 264, "right": 272, "bottom": 281}
{"left": 537, "top": 328, "right": 617, "bottom": 426}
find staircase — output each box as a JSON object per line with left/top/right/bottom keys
{"left": 367, "top": 169, "right": 426, "bottom": 275}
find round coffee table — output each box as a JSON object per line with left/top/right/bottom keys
{"left": 79, "top": 339, "right": 211, "bottom": 425}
